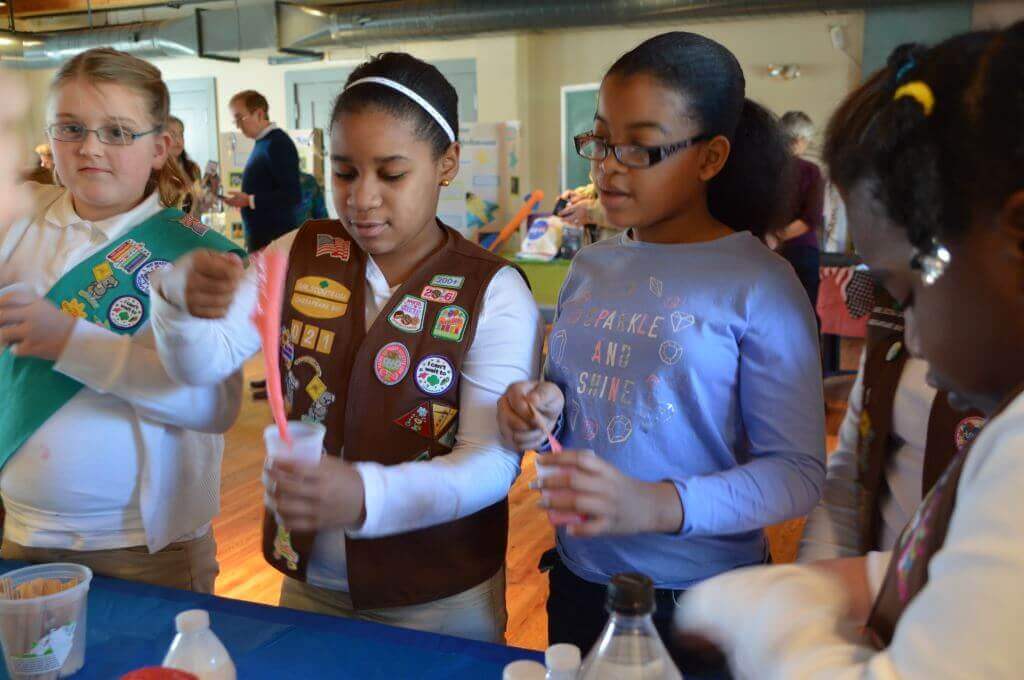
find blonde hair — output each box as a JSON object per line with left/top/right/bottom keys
{"left": 49, "top": 47, "right": 188, "bottom": 208}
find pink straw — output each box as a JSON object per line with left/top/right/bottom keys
{"left": 252, "top": 250, "right": 290, "bottom": 445}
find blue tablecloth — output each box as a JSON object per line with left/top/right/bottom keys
{"left": 0, "top": 562, "right": 542, "bottom": 678}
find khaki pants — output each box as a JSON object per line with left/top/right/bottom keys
{"left": 0, "top": 531, "right": 219, "bottom": 593}
{"left": 280, "top": 568, "right": 507, "bottom": 644}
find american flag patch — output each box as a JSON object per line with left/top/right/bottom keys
{"left": 316, "top": 234, "right": 351, "bottom": 261}
{"left": 179, "top": 214, "right": 209, "bottom": 236}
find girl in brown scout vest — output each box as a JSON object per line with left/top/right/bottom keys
{"left": 676, "top": 24, "right": 1024, "bottom": 678}
{"left": 798, "top": 282, "right": 985, "bottom": 562}
{"left": 150, "top": 53, "right": 543, "bottom": 641}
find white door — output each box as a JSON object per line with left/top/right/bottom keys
{"left": 168, "top": 77, "right": 219, "bottom": 171}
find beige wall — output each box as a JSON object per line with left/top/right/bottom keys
{"left": 521, "top": 12, "right": 864, "bottom": 201}
{"left": 17, "top": 12, "right": 864, "bottom": 203}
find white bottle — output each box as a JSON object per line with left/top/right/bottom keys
{"left": 162, "top": 609, "right": 237, "bottom": 680}
{"left": 503, "top": 659, "right": 547, "bottom": 680}
{"left": 546, "top": 643, "right": 582, "bottom": 679}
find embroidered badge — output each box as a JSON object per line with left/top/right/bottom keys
{"left": 431, "top": 305, "right": 468, "bottom": 342}
{"left": 106, "top": 239, "right": 151, "bottom": 275}
{"left": 108, "top": 295, "right": 144, "bottom": 329}
{"left": 179, "top": 214, "right": 209, "bottom": 237}
{"left": 272, "top": 525, "right": 299, "bottom": 571}
{"left": 886, "top": 341, "right": 903, "bottom": 362}
{"left": 92, "top": 262, "right": 114, "bottom": 282}
{"left": 415, "top": 355, "right": 455, "bottom": 395}
{"left": 430, "top": 274, "right": 464, "bottom": 290}
{"left": 438, "top": 421, "right": 458, "bottom": 448}
{"left": 303, "top": 390, "right": 335, "bottom": 426}
{"left": 414, "top": 451, "right": 431, "bottom": 462}
{"left": 281, "top": 337, "right": 295, "bottom": 368}
{"left": 305, "top": 375, "right": 328, "bottom": 401}
{"left": 394, "top": 402, "right": 433, "bottom": 438}
{"left": 431, "top": 402, "right": 458, "bottom": 436}
{"left": 60, "top": 299, "right": 88, "bottom": 319}
{"left": 290, "top": 320, "right": 304, "bottom": 344}
{"left": 315, "top": 233, "right": 351, "bottom": 261}
{"left": 374, "top": 342, "right": 411, "bottom": 386}
{"left": 421, "top": 285, "right": 458, "bottom": 304}
{"left": 290, "top": 276, "right": 351, "bottom": 320}
{"left": 78, "top": 275, "right": 118, "bottom": 309}
{"left": 134, "top": 259, "right": 171, "bottom": 296}
{"left": 388, "top": 295, "right": 427, "bottom": 334}
{"left": 954, "top": 416, "right": 985, "bottom": 450}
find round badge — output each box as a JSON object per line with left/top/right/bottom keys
{"left": 134, "top": 259, "right": 171, "bottom": 295}
{"left": 415, "top": 355, "right": 455, "bottom": 395}
{"left": 374, "top": 342, "right": 410, "bottom": 386}
{"left": 954, "top": 416, "right": 985, "bottom": 450}
{"left": 108, "top": 295, "right": 145, "bottom": 329}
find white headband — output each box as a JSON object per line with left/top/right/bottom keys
{"left": 345, "top": 76, "right": 456, "bottom": 143}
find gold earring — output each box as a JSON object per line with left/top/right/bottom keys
{"left": 441, "top": 179, "right": 451, "bottom": 187}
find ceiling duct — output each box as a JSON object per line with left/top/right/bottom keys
{"left": 279, "top": 0, "right": 935, "bottom": 50}
{"left": 2, "top": 2, "right": 277, "bottom": 68}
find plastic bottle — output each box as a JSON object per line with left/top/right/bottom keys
{"left": 578, "top": 573, "right": 683, "bottom": 680}
{"left": 546, "top": 643, "right": 581, "bottom": 679}
{"left": 162, "top": 610, "right": 236, "bottom": 680}
{"left": 503, "top": 659, "right": 547, "bottom": 680}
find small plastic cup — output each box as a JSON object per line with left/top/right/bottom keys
{"left": 0, "top": 563, "right": 92, "bottom": 680}
{"left": 263, "top": 421, "right": 325, "bottom": 465}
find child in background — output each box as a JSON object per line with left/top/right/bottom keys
{"left": 0, "top": 48, "right": 244, "bottom": 591}
{"left": 498, "top": 32, "right": 825, "bottom": 662}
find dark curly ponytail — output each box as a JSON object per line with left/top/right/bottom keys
{"left": 824, "top": 22, "right": 1024, "bottom": 249}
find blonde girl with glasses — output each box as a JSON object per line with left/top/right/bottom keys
{"left": 0, "top": 48, "right": 244, "bottom": 591}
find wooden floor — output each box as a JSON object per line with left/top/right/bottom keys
{"left": 212, "top": 356, "right": 838, "bottom": 651}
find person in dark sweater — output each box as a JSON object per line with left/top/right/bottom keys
{"left": 225, "top": 90, "right": 301, "bottom": 253}
{"left": 774, "top": 110, "right": 824, "bottom": 310}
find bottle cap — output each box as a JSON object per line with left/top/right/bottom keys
{"left": 606, "top": 572, "right": 656, "bottom": 615}
{"left": 502, "top": 660, "right": 546, "bottom": 680}
{"left": 545, "top": 643, "right": 581, "bottom": 671}
{"left": 174, "top": 609, "right": 210, "bottom": 634}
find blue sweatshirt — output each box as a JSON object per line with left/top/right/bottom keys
{"left": 240, "top": 127, "right": 301, "bottom": 251}
{"left": 546, "top": 230, "right": 826, "bottom": 589}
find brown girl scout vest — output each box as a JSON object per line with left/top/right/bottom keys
{"left": 866, "top": 384, "right": 1024, "bottom": 647}
{"left": 262, "top": 219, "right": 523, "bottom": 609}
{"left": 856, "top": 286, "right": 985, "bottom": 554}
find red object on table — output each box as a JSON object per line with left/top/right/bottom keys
{"left": 121, "top": 669, "right": 198, "bottom": 680}
{"left": 817, "top": 266, "right": 874, "bottom": 338}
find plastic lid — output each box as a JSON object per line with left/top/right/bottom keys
{"left": 174, "top": 609, "right": 210, "bottom": 634}
{"left": 606, "top": 572, "right": 656, "bottom": 615}
{"left": 545, "top": 643, "right": 581, "bottom": 671}
{"left": 502, "top": 660, "right": 546, "bottom": 680}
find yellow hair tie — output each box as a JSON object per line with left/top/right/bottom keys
{"left": 893, "top": 81, "right": 935, "bottom": 116}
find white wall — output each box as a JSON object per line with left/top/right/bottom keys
{"left": 17, "top": 12, "right": 864, "bottom": 204}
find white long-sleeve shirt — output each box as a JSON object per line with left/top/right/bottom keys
{"left": 150, "top": 231, "right": 543, "bottom": 590}
{"left": 0, "top": 183, "right": 242, "bottom": 552}
{"left": 679, "top": 388, "right": 1024, "bottom": 679}
{"left": 799, "top": 354, "right": 936, "bottom": 561}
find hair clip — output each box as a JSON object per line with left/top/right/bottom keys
{"left": 895, "top": 57, "right": 916, "bottom": 82}
{"left": 893, "top": 81, "right": 935, "bottom": 116}
{"left": 910, "top": 238, "right": 951, "bottom": 285}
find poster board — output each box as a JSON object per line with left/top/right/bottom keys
{"left": 561, "top": 84, "right": 600, "bottom": 193}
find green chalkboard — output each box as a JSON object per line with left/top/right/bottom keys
{"left": 561, "top": 84, "right": 600, "bottom": 192}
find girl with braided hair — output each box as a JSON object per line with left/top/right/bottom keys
{"left": 676, "top": 22, "right": 1024, "bottom": 678}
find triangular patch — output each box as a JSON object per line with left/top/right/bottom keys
{"left": 394, "top": 401, "right": 433, "bottom": 438}
{"left": 438, "top": 420, "right": 458, "bottom": 448}
{"left": 431, "top": 403, "right": 458, "bottom": 436}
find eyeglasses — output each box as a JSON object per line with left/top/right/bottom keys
{"left": 574, "top": 131, "right": 711, "bottom": 169}
{"left": 232, "top": 113, "right": 251, "bottom": 125}
{"left": 47, "top": 122, "right": 162, "bottom": 147}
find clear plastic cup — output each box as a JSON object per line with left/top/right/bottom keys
{"left": 0, "top": 563, "right": 92, "bottom": 679}
{"left": 263, "top": 421, "right": 325, "bottom": 465}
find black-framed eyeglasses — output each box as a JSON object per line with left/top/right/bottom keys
{"left": 47, "top": 122, "right": 162, "bottom": 147}
{"left": 574, "top": 131, "right": 711, "bottom": 169}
